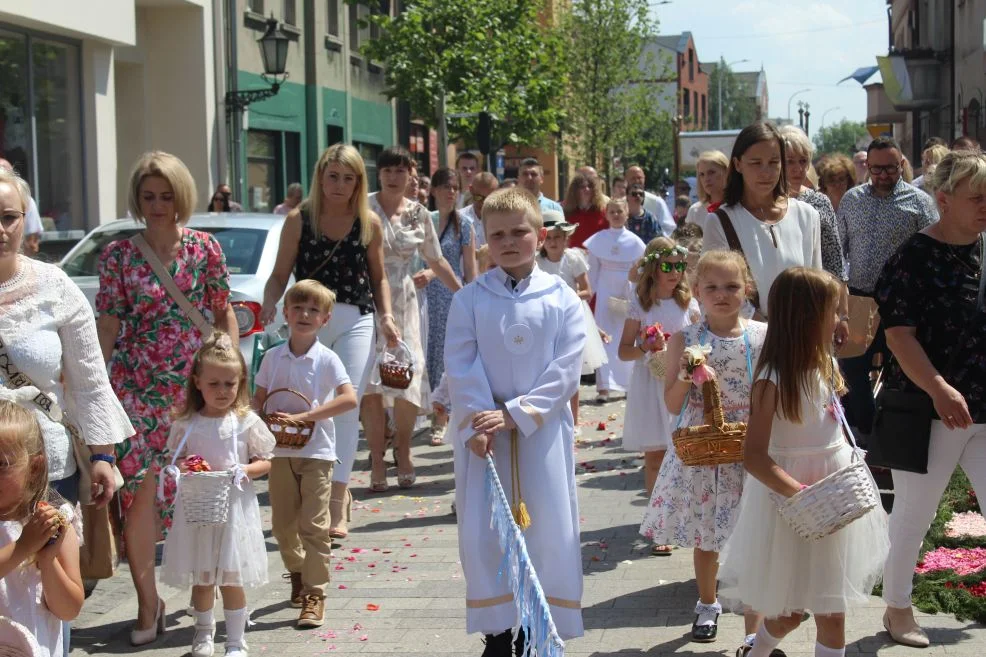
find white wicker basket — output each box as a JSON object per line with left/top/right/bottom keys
{"left": 0, "top": 617, "right": 43, "bottom": 657}
{"left": 774, "top": 398, "right": 879, "bottom": 542}
{"left": 179, "top": 471, "right": 232, "bottom": 525}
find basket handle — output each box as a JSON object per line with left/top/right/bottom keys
{"left": 701, "top": 378, "right": 726, "bottom": 429}
{"left": 262, "top": 388, "right": 315, "bottom": 414}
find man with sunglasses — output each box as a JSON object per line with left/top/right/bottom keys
{"left": 836, "top": 136, "right": 939, "bottom": 440}
{"left": 626, "top": 184, "right": 662, "bottom": 244}
{"left": 459, "top": 172, "right": 498, "bottom": 246}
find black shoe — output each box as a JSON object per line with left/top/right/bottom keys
{"left": 513, "top": 627, "right": 527, "bottom": 656}
{"left": 482, "top": 631, "right": 513, "bottom": 657}
{"left": 691, "top": 614, "right": 718, "bottom": 642}
{"left": 736, "top": 647, "right": 787, "bottom": 657}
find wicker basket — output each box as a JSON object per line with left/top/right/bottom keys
{"left": 671, "top": 377, "right": 746, "bottom": 466}
{"left": 775, "top": 449, "right": 879, "bottom": 542}
{"left": 646, "top": 350, "right": 668, "bottom": 380}
{"left": 179, "top": 470, "right": 232, "bottom": 525}
{"left": 262, "top": 388, "right": 316, "bottom": 449}
{"left": 378, "top": 340, "right": 414, "bottom": 390}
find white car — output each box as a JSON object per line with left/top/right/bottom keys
{"left": 60, "top": 213, "right": 292, "bottom": 373}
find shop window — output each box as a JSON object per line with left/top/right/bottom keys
{"left": 327, "top": 124, "right": 344, "bottom": 147}
{"left": 0, "top": 29, "right": 84, "bottom": 229}
{"left": 355, "top": 142, "right": 382, "bottom": 192}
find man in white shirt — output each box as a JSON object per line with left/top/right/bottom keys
{"left": 0, "top": 157, "right": 43, "bottom": 255}
{"left": 625, "top": 165, "right": 677, "bottom": 236}
{"left": 455, "top": 151, "right": 480, "bottom": 209}
{"left": 459, "top": 172, "right": 498, "bottom": 246}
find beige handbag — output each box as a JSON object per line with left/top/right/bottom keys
{"left": 132, "top": 233, "right": 214, "bottom": 340}
{"left": 840, "top": 295, "right": 880, "bottom": 359}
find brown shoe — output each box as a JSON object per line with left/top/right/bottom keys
{"left": 297, "top": 594, "right": 325, "bottom": 628}
{"left": 283, "top": 572, "right": 303, "bottom": 608}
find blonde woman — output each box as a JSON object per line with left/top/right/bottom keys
{"left": 95, "top": 151, "right": 235, "bottom": 645}
{"left": 261, "top": 144, "right": 397, "bottom": 539}
{"left": 685, "top": 150, "right": 728, "bottom": 232}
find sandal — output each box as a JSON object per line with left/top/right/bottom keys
{"left": 397, "top": 470, "right": 416, "bottom": 489}
{"left": 369, "top": 454, "right": 389, "bottom": 493}
{"left": 429, "top": 425, "right": 446, "bottom": 446}
{"left": 651, "top": 544, "right": 673, "bottom": 556}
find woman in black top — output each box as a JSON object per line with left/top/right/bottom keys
{"left": 876, "top": 149, "right": 986, "bottom": 647}
{"left": 261, "top": 144, "right": 398, "bottom": 540}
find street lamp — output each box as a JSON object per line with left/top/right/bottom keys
{"left": 225, "top": 16, "right": 290, "bottom": 111}
{"left": 787, "top": 88, "right": 810, "bottom": 121}
{"left": 717, "top": 57, "right": 750, "bottom": 131}
{"left": 820, "top": 106, "right": 841, "bottom": 129}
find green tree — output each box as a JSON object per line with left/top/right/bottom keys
{"left": 813, "top": 119, "right": 869, "bottom": 156}
{"left": 359, "top": 0, "right": 567, "bottom": 159}
{"left": 559, "top": 0, "right": 671, "bottom": 177}
{"left": 707, "top": 61, "right": 760, "bottom": 131}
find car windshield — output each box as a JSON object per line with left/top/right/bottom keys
{"left": 62, "top": 226, "right": 268, "bottom": 277}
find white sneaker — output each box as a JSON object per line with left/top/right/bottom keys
{"left": 191, "top": 625, "right": 215, "bottom": 657}
{"left": 225, "top": 643, "right": 248, "bottom": 657}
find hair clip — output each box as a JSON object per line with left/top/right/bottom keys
{"left": 214, "top": 334, "right": 234, "bottom": 352}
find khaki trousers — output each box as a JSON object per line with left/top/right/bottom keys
{"left": 269, "top": 457, "right": 334, "bottom": 595}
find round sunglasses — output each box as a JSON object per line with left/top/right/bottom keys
{"left": 659, "top": 261, "right": 688, "bottom": 273}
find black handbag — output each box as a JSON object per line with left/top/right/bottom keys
{"left": 869, "top": 236, "right": 986, "bottom": 474}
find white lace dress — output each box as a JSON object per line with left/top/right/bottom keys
{"left": 0, "top": 256, "right": 134, "bottom": 480}
{"left": 537, "top": 250, "right": 607, "bottom": 373}
{"left": 622, "top": 295, "right": 699, "bottom": 452}
{"left": 639, "top": 321, "right": 766, "bottom": 551}
{"left": 160, "top": 411, "right": 275, "bottom": 589}
{"left": 0, "top": 502, "right": 80, "bottom": 657}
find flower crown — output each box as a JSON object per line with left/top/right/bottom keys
{"left": 637, "top": 245, "right": 689, "bottom": 274}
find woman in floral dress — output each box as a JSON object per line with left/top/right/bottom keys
{"left": 95, "top": 151, "right": 235, "bottom": 644}
{"left": 421, "top": 168, "right": 477, "bottom": 444}
{"left": 362, "top": 147, "right": 461, "bottom": 490}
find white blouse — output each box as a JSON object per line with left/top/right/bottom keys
{"left": 0, "top": 256, "right": 134, "bottom": 480}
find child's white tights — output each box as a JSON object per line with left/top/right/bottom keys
{"left": 748, "top": 625, "right": 780, "bottom": 657}
{"left": 225, "top": 607, "right": 248, "bottom": 648}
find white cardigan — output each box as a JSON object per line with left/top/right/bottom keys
{"left": 0, "top": 256, "right": 134, "bottom": 480}
{"left": 702, "top": 199, "right": 822, "bottom": 316}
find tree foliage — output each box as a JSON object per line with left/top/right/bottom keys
{"left": 559, "top": 0, "right": 671, "bottom": 174}
{"left": 813, "top": 119, "right": 869, "bottom": 157}
{"left": 359, "top": 0, "right": 567, "bottom": 149}
{"left": 706, "top": 61, "right": 761, "bottom": 131}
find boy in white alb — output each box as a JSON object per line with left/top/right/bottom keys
{"left": 253, "top": 280, "right": 358, "bottom": 629}
{"left": 445, "top": 188, "right": 587, "bottom": 657}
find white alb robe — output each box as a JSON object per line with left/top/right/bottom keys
{"left": 584, "top": 227, "right": 646, "bottom": 392}
{"left": 445, "top": 265, "right": 587, "bottom": 640}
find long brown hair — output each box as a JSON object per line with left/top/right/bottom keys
{"left": 430, "top": 167, "right": 462, "bottom": 239}
{"left": 178, "top": 332, "right": 252, "bottom": 419}
{"left": 0, "top": 401, "right": 48, "bottom": 522}
{"left": 754, "top": 267, "right": 845, "bottom": 423}
{"left": 636, "top": 237, "right": 692, "bottom": 312}
{"left": 562, "top": 173, "right": 606, "bottom": 214}
{"left": 723, "top": 122, "right": 788, "bottom": 207}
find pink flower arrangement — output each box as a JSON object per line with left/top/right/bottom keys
{"left": 683, "top": 344, "right": 714, "bottom": 385}
{"left": 945, "top": 512, "right": 986, "bottom": 538}
{"left": 916, "top": 547, "right": 986, "bottom": 576}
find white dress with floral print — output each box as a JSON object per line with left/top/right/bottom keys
{"left": 639, "top": 320, "right": 766, "bottom": 551}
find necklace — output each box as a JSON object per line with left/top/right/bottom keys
{"left": 943, "top": 234, "right": 983, "bottom": 277}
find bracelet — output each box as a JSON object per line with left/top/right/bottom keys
{"left": 839, "top": 315, "right": 849, "bottom": 322}
{"left": 638, "top": 343, "right": 647, "bottom": 354}
{"left": 380, "top": 313, "right": 395, "bottom": 321}
{"left": 90, "top": 453, "right": 116, "bottom": 465}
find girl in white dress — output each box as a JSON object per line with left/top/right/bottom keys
{"left": 160, "top": 333, "right": 276, "bottom": 657}
{"left": 0, "top": 393, "right": 84, "bottom": 657}
{"left": 618, "top": 239, "right": 699, "bottom": 528}
{"left": 584, "top": 197, "right": 646, "bottom": 402}
{"left": 718, "top": 268, "right": 888, "bottom": 657}
{"left": 538, "top": 211, "right": 608, "bottom": 432}
{"left": 639, "top": 250, "right": 766, "bottom": 645}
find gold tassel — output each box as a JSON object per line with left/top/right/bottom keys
{"left": 510, "top": 429, "right": 532, "bottom": 530}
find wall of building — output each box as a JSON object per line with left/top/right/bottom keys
{"left": 954, "top": 0, "right": 986, "bottom": 143}
{"left": 0, "top": 0, "right": 135, "bottom": 45}
{"left": 677, "top": 36, "right": 709, "bottom": 131}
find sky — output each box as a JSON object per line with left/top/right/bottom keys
{"left": 650, "top": 0, "right": 889, "bottom": 140}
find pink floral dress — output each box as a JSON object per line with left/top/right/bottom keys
{"left": 96, "top": 229, "right": 230, "bottom": 529}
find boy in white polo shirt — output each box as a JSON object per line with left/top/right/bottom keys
{"left": 253, "top": 280, "right": 357, "bottom": 629}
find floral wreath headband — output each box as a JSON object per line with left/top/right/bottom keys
{"left": 637, "top": 245, "right": 689, "bottom": 274}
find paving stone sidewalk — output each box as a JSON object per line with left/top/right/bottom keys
{"left": 72, "top": 387, "right": 985, "bottom": 656}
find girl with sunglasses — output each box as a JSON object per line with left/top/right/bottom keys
{"left": 619, "top": 238, "right": 699, "bottom": 556}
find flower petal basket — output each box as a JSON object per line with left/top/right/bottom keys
{"left": 261, "top": 388, "right": 315, "bottom": 449}
{"left": 775, "top": 449, "right": 879, "bottom": 542}
{"left": 671, "top": 377, "right": 746, "bottom": 466}
{"left": 378, "top": 340, "right": 415, "bottom": 390}
{"left": 179, "top": 470, "right": 232, "bottom": 525}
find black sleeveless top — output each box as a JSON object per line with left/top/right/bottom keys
{"left": 295, "top": 207, "right": 375, "bottom": 315}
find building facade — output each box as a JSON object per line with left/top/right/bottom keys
{"left": 648, "top": 32, "right": 709, "bottom": 131}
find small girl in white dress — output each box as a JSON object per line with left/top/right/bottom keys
{"left": 160, "top": 333, "right": 276, "bottom": 657}
{"left": 0, "top": 392, "right": 84, "bottom": 657}
{"left": 639, "top": 250, "right": 765, "bottom": 645}
{"left": 618, "top": 238, "right": 699, "bottom": 517}
{"left": 718, "top": 267, "right": 889, "bottom": 657}
{"left": 539, "top": 211, "right": 608, "bottom": 431}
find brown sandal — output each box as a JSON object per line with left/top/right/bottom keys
{"left": 651, "top": 544, "right": 673, "bottom": 556}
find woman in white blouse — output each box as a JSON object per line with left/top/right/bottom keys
{"left": 701, "top": 122, "right": 823, "bottom": 318}
{"left": 0, "top": 164, "right": 134, "bottom": 651}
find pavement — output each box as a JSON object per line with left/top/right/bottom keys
{"left": 72, "top": 386, "right": 986, "bottom": 656}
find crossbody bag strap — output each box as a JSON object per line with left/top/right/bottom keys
{"left": 132, "top": 233, "right": 214, "bottom": 340}
{"left": 305, "top": 237, "right": 344, "bottom": 280}
{"left": 0, "top": 335, "right": 75, "bottom": 432}
{"left": 715, "top": 208, "right": 762, "bottom": 314}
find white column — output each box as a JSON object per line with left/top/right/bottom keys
{"left": 82, "top": 41, "right": 118, "bottom": 227}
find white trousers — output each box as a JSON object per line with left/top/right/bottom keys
{"left": 317, "top": 303, "right": 376, "bottom": 484}
{"left": 882, "top": 420, "right": 986, "bottom": 607}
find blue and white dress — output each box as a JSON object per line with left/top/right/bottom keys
{"left": 426, "top": 211, "right": 475, "bottom": 387}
